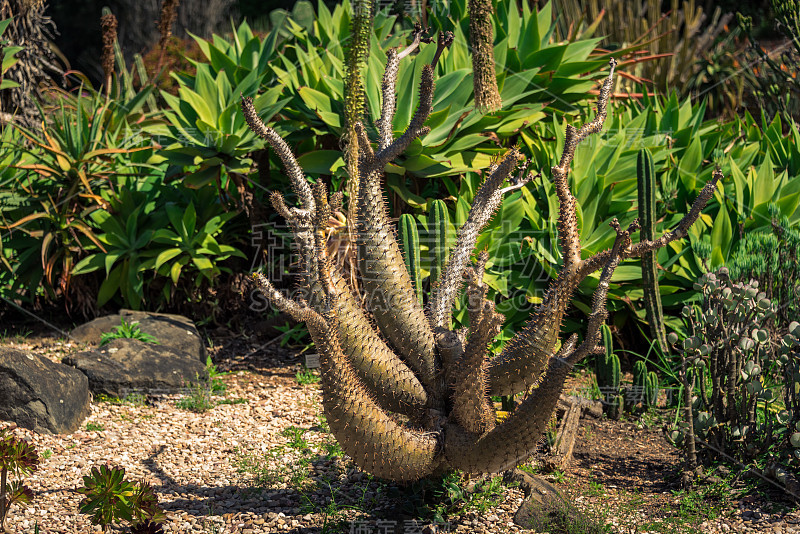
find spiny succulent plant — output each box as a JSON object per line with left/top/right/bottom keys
{"left": 668, "top": 269, "right": 800, "bottom": 472}
{"left": 243, "top": 28, "right": 721, "bottom": 481}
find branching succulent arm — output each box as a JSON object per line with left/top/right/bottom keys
{"left": 244, "top": 29, "right": 720, "bottom": 481}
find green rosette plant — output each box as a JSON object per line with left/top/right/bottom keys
{"left": 0, "top": 428, "right": 39, "bottom": 534}
{"left": 78, "top": 465, "right": 166, "bottom": 533}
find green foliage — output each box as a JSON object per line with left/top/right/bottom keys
{"left": 147, "top": 51, "right": 287, "bottom": 189}
{"left": 0, "top": 428, "right": 39, "bottom": 533}
{"left": 727, "top": 205, "right": 800, "bottom": 326}
{"left": 99, "top": 318, "right": 158, "bottom": 346}
{"left": 77, "top": 465, "right": 165, "bottom": 532}
{"left": 419, "top": 87, "right": 800, "bottom": 347}
{"left": 259, "top": 0, "right": 633, "bottom": 192}
{"left": 71, "top": 179, "right": 246, "bottom": 310}
{"left": 281, "top": 426, "right": 310, "bottom": 450}
{"left": 143, "top": 19, "right": 288, "bottom": 191}
{"left": 2, "top": 85, "right": 154, "bottom": 302}
{"left": 0, "top": 17, "right": 22, "bottom": 91}
{"left": 86, "top": 423, "right": 106, "bottom": 432}
{"left": 668, "top": 269, "right": 800, "bottom": 472}
{"left": 738, "top": 1, "right": 800, "bottom": 121}
{"left": 296, "top": 366, "right": 321, "bottom": 385}
{"left": 175, "top": 356, "right": 228, "bottom": 413}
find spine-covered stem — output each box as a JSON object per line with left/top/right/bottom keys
{"left": 429, "top": 151, "right": 532, "bottom": 329}
{"left": 551, "top": 58, "right": 616, "bottom": 271}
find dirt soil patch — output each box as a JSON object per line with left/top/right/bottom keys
{"left": 0, "top": 317, "right": 798, "bottom": 533}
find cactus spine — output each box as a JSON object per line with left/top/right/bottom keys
{"left": 399, "top": 214, "right": 423, "bottom": 304}
{"left": 428, "top": 199, "right": 450, "bottom": 287}
{"left": 637, "top": 148, "right": 669, "bottom": 354}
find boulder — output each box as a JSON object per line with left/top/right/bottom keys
{"left": 0, "top": 349, "right": 91, "bottom": 434}
{"left": 63, "top": 338, "right": 206, "bottom": 398}
{"left": 70, "top": 309, "right": 205, "bottom": 362}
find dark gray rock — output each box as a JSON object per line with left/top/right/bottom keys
{"left": 63, "top": 338, "right": 206, "bottom": 398}
{"left": 70, "top": 309, "right": 205, "bottom": 362}
{"left": 0, "top": 349, "right": 91, "bottom": 434}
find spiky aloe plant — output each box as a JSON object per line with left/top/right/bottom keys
{"left": 242, "top": 29, "right": 721, "bottom": 481}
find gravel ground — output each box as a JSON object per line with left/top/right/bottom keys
{"left": 1, "top": 334, "right": 799, "bottom": 534}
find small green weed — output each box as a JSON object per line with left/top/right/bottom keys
{"left": 234, "top": 447, "right": 287, "bottom": 486}
{"left": 99, "top": 318, "right": 158, "bottom": 346}
{"left": 282, "top": 426, "right": 309, "bottom": 450}
{"left": 95, "top": 393, "right": 148, "bottom": 406}
{"left": 549, "top": 469, "right": 566, "bottom": 484}
{"left": 518, "top": 463, "right": 539, "bottom": 476}
{"left": 176, "top": 356, "right": 228, "bottom": 413}
{"left": 176, "top": 382, "right": 214, "bottom": 413}
{"left": 85, "top": 423, "right": 105, "bottom": 432}
{"left": 0, "top": 328, "right": 32, "bottom": 342}
{"left": 40, "top": 449, "right": 52, "bottom": 460}
{"left": 585, "top": 471, "right": 605, "bottom": 497}
{"left": 671, "top": 486, "right": 726, "bottom": 524}
{"left": 296, "top": 366, "right": 320, "bottom": 385}
{"left": 399, "top": 471, "right": 507, "bottom": 523}
{"left": 274, "top": 321, "right": 311, "bottom": 348}
{"left": 322, "top": 440, "right": 343, "bottom": 458}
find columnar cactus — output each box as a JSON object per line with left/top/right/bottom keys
{"left": 597, "top": 324, "right": 623, "bottom": 418}
{"left": 243, "top": 29, "right": 721, "bottom": 481}
{"left": 637, "top": 148, "right": 669, "bottom": 354}
{"left": 427, "top": 199, "right": 450, "bottom": 288}
{"left": 398, "top": 213, "right": 423, "bottom": 304}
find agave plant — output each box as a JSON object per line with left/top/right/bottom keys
{"left": 245, "top": 30, "right": 720, "bottom": 480}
